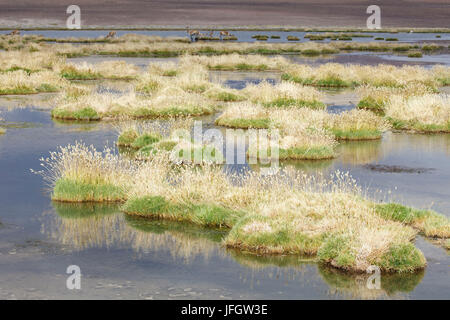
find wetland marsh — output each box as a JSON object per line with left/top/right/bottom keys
{"left": 0, "top": 32, "right": 449, "bottom": 299}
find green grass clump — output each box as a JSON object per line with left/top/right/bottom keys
{"left": 387, "top": 117, "right": 450, "bottom": 133}
{"left": 357, "top": 97, "right": 385, "bottom": 112}
{"left": 270, "top": 35, "right": 281, "bottom": 39}
{"left": 330, "top": 128, "right": 383, "bottom": 140}
{"left": 377, "top": 244, "right": 426, "bottom": 273}
{"left": 252, "top": 35, "right": 269, "bottom": 41}
{"left": 408, "top": 52, "right": 423, "bottom": 58}
{"left": 51, "top": 107, "right": 100, "bottom": 121}
{"left": 301, "top": 49, "right": 321, "bottom": 56}
{"left": 215, "top": 117, "right": 271, "bottom": 129}
{"left": 375, "top": 37, "right": 384, "bottom": 40}
{"left": 53, "top": 179, "right": 125, "bottom": 202}
{"left": 318, "top": 235, "right": 356, "bottom": 269}
{"left": 385, "top": 38, "right": 398, "bottom": 41}
{"left": 374, "top": 203, "right": 450, "bottom": 238}
{"left": 262, "top": 98, "right": 325, "bottom": 109}
{"left": 281, "top": 73, "right": 353, "bottom": 87}
{"left": 422, "top": 45, "right": 440, "bottom": 51}
{"left": 122, "top": 196, "right": 244, "bottom": 228}
{"left": 131, "top": 105, "right": 213, "bottom": 119}
{"left": 393, "top": 46, "right": 411, "bottom": 52}
{"left": 287, "top": 36, "right": 300, "bottom": 41}
{"left": 225, "top": 214, "right": 323, "bottom": 255}
{"left": 61, "top": 66, "right": 101, "bottom": 80}
{"left": 117, "top": 130, "right": 139, "bottom": 147}
{"left": 207, "top": 90, "right": 245, "bottom": 102}
{"left": 251, "top": 146, "right": 336, "bottom": 160}
{"left": 130, "top": 133, "right": 161, "bottom": 149}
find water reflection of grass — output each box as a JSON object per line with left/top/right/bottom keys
{"left": 230, "top": 249, "right": 424, "bottom": 299}
{"left": 318, "top": 267, "right": 424, "bottom": 299}
{"left": 125, "top": 215, "right": 226, "bottom": 243}
{"left": 53, "top": 201, "right": 119, "bottom": 219}
{"left": 337, "top": 139, "right": 383, "bottom": 165}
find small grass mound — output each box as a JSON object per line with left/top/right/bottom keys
{"left": 385, "top": 94, "right": 450, "bottom": 133}
{"left": 130, "top": 133, "right": 161, "bottom": 149}
{"left": 408, "top": 52, "right": 423, "bottom": 58}
{"left": 357, "top": 97, "right": 386, "bottom": 113}
{"left": 250, "top": 146, "right": 336, "bottom": 161}
{"left": 215, "top": 117, "right": 271, "bottom": 129}
{"left": 117, "top": 130, "right": 139, "bottom": 147}
{"left": 53, "top": 179, "right": 126, "bottom": 202}
{"left": 122, "top": 196, "right": 244, "bottom": 228}
{"left": 60, "top": 65, "right": 102, "bottom": 80}
{"left": 374, "top": 203, "right": 450, "bottom": 238}
{"left": 378, "top": 244, "right": 426, "bottom": 273}
{"left": 51, "top": 107, "right": 100, "bottom": 121}
{"left": 330, "top": 128, "right": 383, "bottom": 141}
{"left": 262, "top": 98, "right": 325, "bottom": 109}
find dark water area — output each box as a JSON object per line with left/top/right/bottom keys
{"left": 0, "top": 93, "right": 449, "bottom": 299}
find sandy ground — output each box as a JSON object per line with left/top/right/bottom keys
{"left": 0, "top": 0, "right": 449, "bottom": 29}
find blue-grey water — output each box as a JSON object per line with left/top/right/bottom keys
{"left": 1, "top": 29, "right": 450, "bottom": 43}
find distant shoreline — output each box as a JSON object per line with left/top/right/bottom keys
{"left": 1, "top": 26, "right": 450, "bottom": 33}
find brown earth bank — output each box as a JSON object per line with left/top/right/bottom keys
{"left": 0, "top": 0, "right": 449, "bottom": 29}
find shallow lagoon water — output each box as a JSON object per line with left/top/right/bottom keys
{"left": 1, "top": 29, "right": 449, "bottom": 43}
{"left": 0, "top": 95, "right": 449, "bottom": 299}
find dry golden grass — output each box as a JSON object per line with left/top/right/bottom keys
{"left": 0, "top": 70, "right": 67, "bottom": 95}
{"left": 0, "top": 50, "right": 64, "bottom": 72}
{"left": 242, "top": 81, "right": 324, "bottom": 108}
{"left": 52, "top": 86, "right": 217, "bottom": 120}
{"left": 385, "top": 94, "right": 450, "bottom": 132}
{"left": 327, "top": 109, "right": 390, "bottom": 140}
{"left": 179, "top": 54, "right": 290, "bottom": 71}
{"left": 57, "top": 61, "right": 140, "bottom": 80}
{"left": 357, "top": 83, "right": 435, "bottom": 112}
{"left": 283, "top": 63, "right": 447, "bottom": 88}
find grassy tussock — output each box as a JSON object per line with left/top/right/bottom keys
{"left": 282, "top": 63, "right": 447, "bottom": 88}
{"left": 375, "top": 203, "right": 450, "bottom": 238}
{"left": 34, "top": 142, "right": 135, "bottom": 202}
{"left": 357, "top": 84, "right": 434, "bottom": 112}
{"left": 52, "top": 87, "right": 217, "bottom": 120}
{"left": 242, "top": 81, "right": 325, "bottom": 109}
{"left": 0, "top": 70, "right": 66, "bottom": 95}
{"left": 0, "top": 50, "right": 64, "bottom": 72}
{"left": 58, "top": 61, "right": 139, "bottom": 80}
{"left": 179, "top": 54, "right": 290, "bottom": 71}
{"left": 328, "top": 109, "right": 389, "bottom": 140}
{"left": 116, "top": 120, "right": 224, "bottom": 164}
{"left": 216, "top": 103, "right": 337, "bottom": 160}
{"left": 385, "top": 94, "right": 450, "bottom": 133}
